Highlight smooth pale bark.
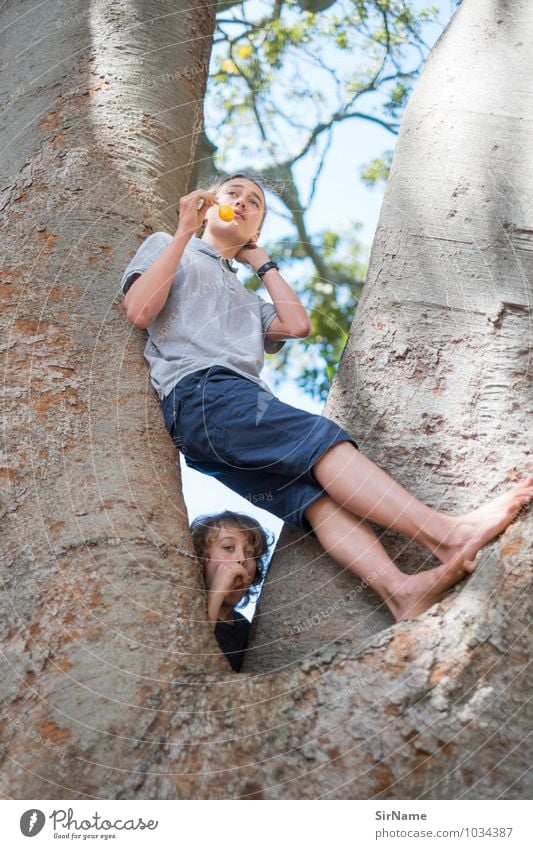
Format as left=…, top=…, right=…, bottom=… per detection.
left=0, top=0, right=219, bottom=798
left=1, top=0, right=531, bottom=801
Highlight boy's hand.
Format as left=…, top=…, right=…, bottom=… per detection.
left=206, top=562, right=251, bottom=625
left=235, top=242, right=271, bottom=271
left=208, top=562, right=251, bottom=599
left=175, top=189, right=217, bottom=237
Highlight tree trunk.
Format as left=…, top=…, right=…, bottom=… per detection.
left=0, top=0, right=219, bottom=799
left=2, top=0, right=531, bottom=801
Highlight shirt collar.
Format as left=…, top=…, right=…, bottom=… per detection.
left=190, top=237, right=238, bottom=273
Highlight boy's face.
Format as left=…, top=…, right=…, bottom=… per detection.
left=204, top=178, right=265, bottom=244
left=204, top=526, right=258, bottom=608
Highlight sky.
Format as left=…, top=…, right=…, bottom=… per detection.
left=181, top=1, right=458, bottom=547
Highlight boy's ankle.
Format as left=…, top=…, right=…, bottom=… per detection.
left=415, top=512, right=455, bottom=551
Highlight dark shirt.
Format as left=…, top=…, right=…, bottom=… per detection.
left=215, top=610, right=251, bottom=672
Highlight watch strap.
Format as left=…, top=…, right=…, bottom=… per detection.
left=256, top=261, right=279, bottom=279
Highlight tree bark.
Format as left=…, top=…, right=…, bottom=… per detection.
left=1, top=0, right=531, bottom=801
left=0, top=0, right=219, bottom=799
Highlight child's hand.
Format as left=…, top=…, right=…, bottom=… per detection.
left=206, top=562, right=251, bottom=625
left=175, top=189, right=217, bottom=237
left=209, top=562, right=251, bottom=599
left=235, top=242, right=271, bottom=271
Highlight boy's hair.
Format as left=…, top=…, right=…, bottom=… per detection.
left=190, top=510, right=272, bottom=607
left=196, top=171, right=269, bottom=238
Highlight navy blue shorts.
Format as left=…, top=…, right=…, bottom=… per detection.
left=162, top=367, right=357, bottom=531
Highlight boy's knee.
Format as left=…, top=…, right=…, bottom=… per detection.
left=304, top=495, right=334, bottom=527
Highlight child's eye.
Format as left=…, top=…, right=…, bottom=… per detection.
left=245, top=550, right=255, bottom=558
left=250, top=199, right=259, bottom=208
left=223, top=545, right=234, bottom=551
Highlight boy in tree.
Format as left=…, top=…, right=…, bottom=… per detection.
left=122, top=173, right=533, bottom=622
left=190, top=511, right=270, bottom=672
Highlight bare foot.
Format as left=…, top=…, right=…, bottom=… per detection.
left=388, top=477, right=532, bottom=621
left=388, top=551, right=477, bottom=621
left=431, top=477, right=533, bottom=564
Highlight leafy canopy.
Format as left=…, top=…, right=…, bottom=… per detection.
left=203, top=0, right=443, bottom=399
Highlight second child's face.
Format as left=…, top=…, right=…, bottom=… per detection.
left=205, top=527, right=258, bottom=607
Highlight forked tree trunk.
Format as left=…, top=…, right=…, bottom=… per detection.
left=1, top=0, right=531, bottom=800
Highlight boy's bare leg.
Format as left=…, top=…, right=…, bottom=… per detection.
left=313, top=443, right=533, bottom=563
left=305, top=496, right=476, bottom=621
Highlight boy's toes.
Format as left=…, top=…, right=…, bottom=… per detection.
left=464, top=559, right=477, bottom=574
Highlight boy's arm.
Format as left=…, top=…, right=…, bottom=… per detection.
left=236, top=245, right=311, bottom=340
left=124, top=189, right=217, bottom=328
left=124, top=230, right=189, bottom=329
left=207, top=591, right=226, bottom=626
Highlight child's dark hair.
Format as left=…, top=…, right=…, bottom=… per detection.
left=190, top=510, right=272, bottom=606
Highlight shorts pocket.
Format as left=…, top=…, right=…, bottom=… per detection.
left=180, top=420, right=230, bottom=465
left=223, top=419, right=282, bottom=470
left=201, top=424, right=230, bottom=463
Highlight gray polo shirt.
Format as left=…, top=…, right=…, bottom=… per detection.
left=121, top=233, right=283, bottom=399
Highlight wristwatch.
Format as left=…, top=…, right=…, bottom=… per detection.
left=256, top=261, right=279, bottom=279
